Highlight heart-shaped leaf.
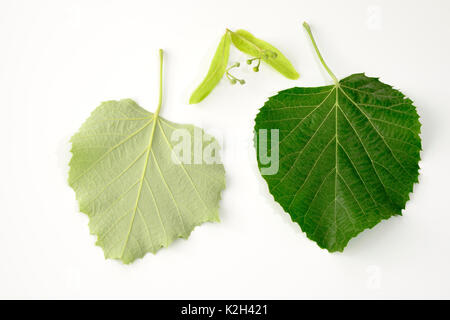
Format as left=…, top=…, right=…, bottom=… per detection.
left=69, top=51, right=226, bottom=263
left=254, top=23, right=421, bottom=251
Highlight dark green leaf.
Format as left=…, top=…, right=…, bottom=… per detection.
left=255, top=74, right=421, bottom=251
left=255, top=23, right=421, bottom=251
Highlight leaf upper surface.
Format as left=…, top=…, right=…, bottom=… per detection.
left=69, top=99, right=226, bottom=263
left=255, top=73, right=421, bottom=251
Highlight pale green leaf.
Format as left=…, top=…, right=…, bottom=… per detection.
left=230, top=29, right=299, bottom=80
left=189, top=32, right=231, bottom=104
left=69, top=51, right=225, bottom=263
left=69, top=99, right=225, bottom=263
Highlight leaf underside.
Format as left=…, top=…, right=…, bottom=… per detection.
left=69, top=99, right=226, bottom=263
left=255, top=73, right=421, bottom=252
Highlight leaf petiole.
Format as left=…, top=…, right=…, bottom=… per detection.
left=155, top=49, right=164, bottom=116
left=303, top=22, right=338, bottom=85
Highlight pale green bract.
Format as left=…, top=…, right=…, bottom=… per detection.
left=189, top=32, right=231, bottom=104
left=189, top=28, right=300, bottom=104
left=230, top=29, right=299, bottom=80
left=69, top=51, right=225, bottom=263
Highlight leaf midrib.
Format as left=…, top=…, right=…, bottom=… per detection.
left=119, top=116, right=214, bottom=257
left=120, top=115, right=159, bottom=258
left=278, top=82, right=406, bottom=228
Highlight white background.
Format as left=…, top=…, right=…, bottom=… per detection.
left=1, top=0, right=449, bottom=299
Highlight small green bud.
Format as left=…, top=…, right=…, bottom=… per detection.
left=253, top=66, right=259, bottom=72
left=246, top=59, right=252, bottom=65
left=235, top=62, right=240, bottom=67
left=239, top=79, right=245, bottom=85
